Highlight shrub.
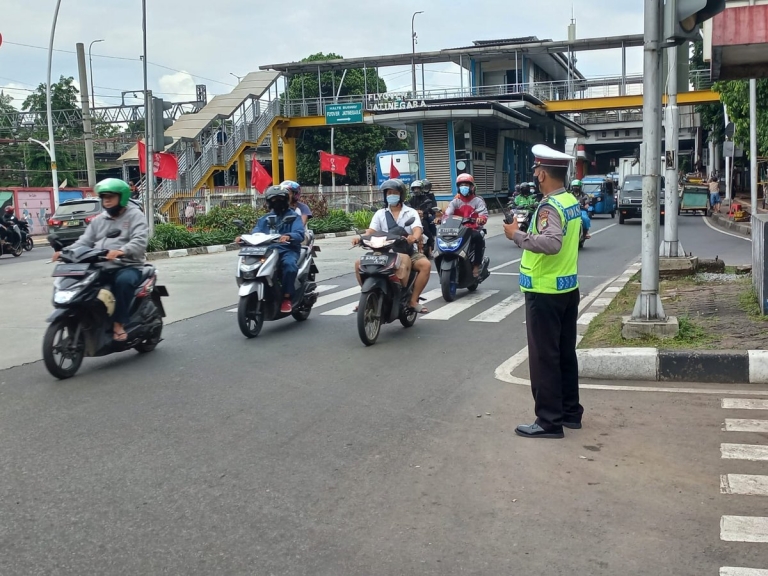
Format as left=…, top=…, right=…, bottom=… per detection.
left=308, top=209, right=354, bottom=234
left=148, top=223, right=237, bottom=252
left=304, top=194, right=329, bottom=219
left=351, top=209, right=374, bottom=231
left=195, top=204, right=265, bottom=235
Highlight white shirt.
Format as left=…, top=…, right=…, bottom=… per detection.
left=369, top=205, right=423, bottom=253
left=369, top=205, right=423, bottom=235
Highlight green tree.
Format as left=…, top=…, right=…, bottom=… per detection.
left=0, top=92, right=25, bottom=186
left=285, top=53, right=408, bottom=185
left=714, top=79, right=768, bottom=157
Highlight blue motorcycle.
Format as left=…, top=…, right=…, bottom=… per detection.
left=434, top=216, right=490, bottom=302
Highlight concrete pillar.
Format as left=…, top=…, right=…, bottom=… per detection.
left=270, top=126, right=281, bottom=185
left=237, top=151, right=247, bottom=191
left=281, top=131, right=298, bottom=182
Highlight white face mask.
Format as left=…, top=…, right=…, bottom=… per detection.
left=386, top=195, right=400, bottom=206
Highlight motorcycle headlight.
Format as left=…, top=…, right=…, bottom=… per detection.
left=54, top=272, right=96, bottom=303
left=240, top=261, right=263, bottom=273
left=54, top=290, right=78, bottom=304
left=437, top=238, right=462, bottom=251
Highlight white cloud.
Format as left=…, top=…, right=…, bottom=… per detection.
left=158, top=72, right=197, bottom=102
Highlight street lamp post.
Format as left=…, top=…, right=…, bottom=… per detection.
left=88, top=39, right=104, bottom=108
left=230, top=73, right=243, bottom=84
left=411, top=11, right=423, bottom=96
left=47, top=0, right=63, bottom=209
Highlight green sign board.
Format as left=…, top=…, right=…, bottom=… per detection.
left=325, top=102, right=364, bottom=125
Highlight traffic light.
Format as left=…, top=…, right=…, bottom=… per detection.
left=663, top=0, right=726, bottom=45
left=151, top=97, right=174, bottom=152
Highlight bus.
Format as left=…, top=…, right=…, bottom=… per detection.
left=375, top=151, right=419, bottom=186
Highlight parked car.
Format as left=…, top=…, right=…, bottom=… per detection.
left=618, top=175, right=666, bottom=225
left=47, top=198, right=161, bottom=246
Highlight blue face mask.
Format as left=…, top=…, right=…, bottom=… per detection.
left=386, top=195, right=400, bottom=206
left=459, top=186, right=471, bottom=197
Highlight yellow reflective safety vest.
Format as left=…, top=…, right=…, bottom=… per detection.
left=519, top=191, right=581, bottom=294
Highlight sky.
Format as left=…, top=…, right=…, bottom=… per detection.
left=0, top=0, right=645, bottom=112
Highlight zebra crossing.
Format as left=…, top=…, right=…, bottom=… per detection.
left=227, top=283, right=526, bottom=323
left=719, top=397, right=768, bottom=575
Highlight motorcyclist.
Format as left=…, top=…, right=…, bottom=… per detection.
left=53, top=178, right=148, bottom=342
left=406, top=180, right=437, bottom=256
left=571, top=180, right=591, bottom=239
left=514, top=182, right=537, bottom=210
left=280, top=180, right=312, bottom=226
left=442, top=173, right=489, bottom=278
left=250, top=186, right=305, bottom=314
left=352, top=179, right=431, bottom=313
left=1, top=206, right=21, bottom=246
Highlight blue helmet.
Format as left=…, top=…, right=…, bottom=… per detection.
left=279, top=180, right=301, bottom=200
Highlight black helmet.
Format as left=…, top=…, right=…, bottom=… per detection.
left=265, top=185, right=290, bottom=213
left=520, top=182, right=531, bottom=194
left=380, top=178, right=406, bottom=205
left=421, top=178, right=432, bottom=193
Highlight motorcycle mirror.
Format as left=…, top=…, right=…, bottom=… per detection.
left=403, top=217, right=415, bottom=227
left=283, top=214, right=297, bottom=224
left=232, top=219, right=245, bottom=229
left=106, top=229, right=122, bottom=239
left=47, top=234, right=64, bottom=251
left=267, top=215, right=277, bottom=226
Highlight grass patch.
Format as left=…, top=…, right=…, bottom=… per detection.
left=738, top=284, right=768, bottom=321
left=579, top=275, right=715, bottom=350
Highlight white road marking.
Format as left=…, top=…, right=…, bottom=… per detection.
left=721, top=516, right=768, bottom=543
left=724, top=419, right=768, bottom=433
left=321, top=288, right=443, bottom=317
left=589, top=223, right=618, bottom=236
left=313, top=286, right=361, bottom=308
left=702, top=215, right=752, bottom=242
left=721, top=474, right=768, bottom=496
left=720, top=569, right=768, bottom=576
left=315, top=284, right=339, bottom=294
left=722, top=444, right=768, bottom=462
left=422, top=290, right=499, bottom=320
left=489, top=258, right=521, bottom=272
left=469, top=293, right=524, bottom=323
left=722, top=398, right=768, bottom=410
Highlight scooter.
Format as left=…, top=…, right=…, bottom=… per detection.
left=17, top=220, right=33, bottom=251
left=0, top=222, right=23, bottom=257
left=42, top=232, right=168, bottom=379
left=433, top=216, right=491, bottom=302
left=233, top=217, right=319, bottom=339
left=356, top=217, right=420, bottom=346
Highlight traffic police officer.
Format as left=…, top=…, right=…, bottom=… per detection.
left=503, top=144, right=583, bottom=439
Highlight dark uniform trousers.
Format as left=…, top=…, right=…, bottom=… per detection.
left=525, top=288, right=582, bottom=431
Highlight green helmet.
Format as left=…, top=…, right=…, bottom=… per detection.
left=571, top=179, right=582, bottom=188
left=94, top=178, right=132, bottom=207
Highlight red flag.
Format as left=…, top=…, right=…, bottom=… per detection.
left=250, top=158, right=273, bottom=193
left=137, top=140, right=178, bottom=180
left=389, top=156, right=400, bottom=179
left=153, top=151, right=178, bottom=180
left=319, top=150, right=350, bottom=176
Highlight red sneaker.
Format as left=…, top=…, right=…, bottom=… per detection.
left=280, top=298, right=293, bottom=314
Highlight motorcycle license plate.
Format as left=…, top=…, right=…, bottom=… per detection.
left=439, top=227, right=460, bottom=237
left=66, top=220, right=82, bottom=227
left=239, top=246, right=267, bottom=256
left=52, top=263, right=90, bottom=277
left=361, top=254, right=390, bottom=266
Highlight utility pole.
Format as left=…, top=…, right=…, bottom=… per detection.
left=330, top=69, right=347, bottom=194
left=46, top=0, right=63, bottom=209
left=632, top=0, right=665, bottom=321
left=75, top=43, right=97, bottom=187
left=749, top=0, right=758, bottom=218
left=142, top=0, right=154, bottom=236
left=662, top=42, right=681, bottom=258
left=411, top=11, right=423, bottom=96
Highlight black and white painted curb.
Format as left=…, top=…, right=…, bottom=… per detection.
left=496, top=260, right=768, bottom=385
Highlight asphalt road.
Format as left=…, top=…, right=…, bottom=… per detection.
left=0, top=216, right=759, bottom=575
left=0, top=244, right=52, bottom=265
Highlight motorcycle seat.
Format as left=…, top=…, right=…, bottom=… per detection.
left=139, top=264, right=156, bottom=281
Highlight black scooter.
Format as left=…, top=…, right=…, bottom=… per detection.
left=356, top=217, right=420, bottom=346
left=17, top=220, right=33, bottom=251
left=433, top=217, right=491, bottom=302
left=42, top=232, right=168, bottom=379
left=0, top=221, right=23, bottom=257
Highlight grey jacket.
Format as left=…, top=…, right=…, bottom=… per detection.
left=70, top=204, right=148, bottom=266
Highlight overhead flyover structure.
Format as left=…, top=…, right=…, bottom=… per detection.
left=543, top=89, right=720, bottom=113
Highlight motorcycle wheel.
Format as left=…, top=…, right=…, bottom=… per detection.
left=42, top=318, right=85, bottom=380
left=579, top=237, right=585, bottom=250
left=357, top=291, right=381, bottom=346
left=11, top=242, right=22, bottom=257
left=440, top=270, right=457, bottom=302
left=292, top=306, right=312, bottom=322
left=467, top=282, right=479, bottom=292
left=136, top=318, right=163, bottom=353
left=399, top=303, right=417, bottom=328
left=237, top=295, right=264, bottom=338
left=24, top=237, right=33, bottom=251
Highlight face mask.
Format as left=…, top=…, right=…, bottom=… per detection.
left=386, top=195, right=400, bottom=206
left=459, top=186, right=471, bottom=197
left=271, top=200, right=288, bottom=214
left=102, top=202, right=122, bottom=217
left=533, top=178, right=541, bottom=195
